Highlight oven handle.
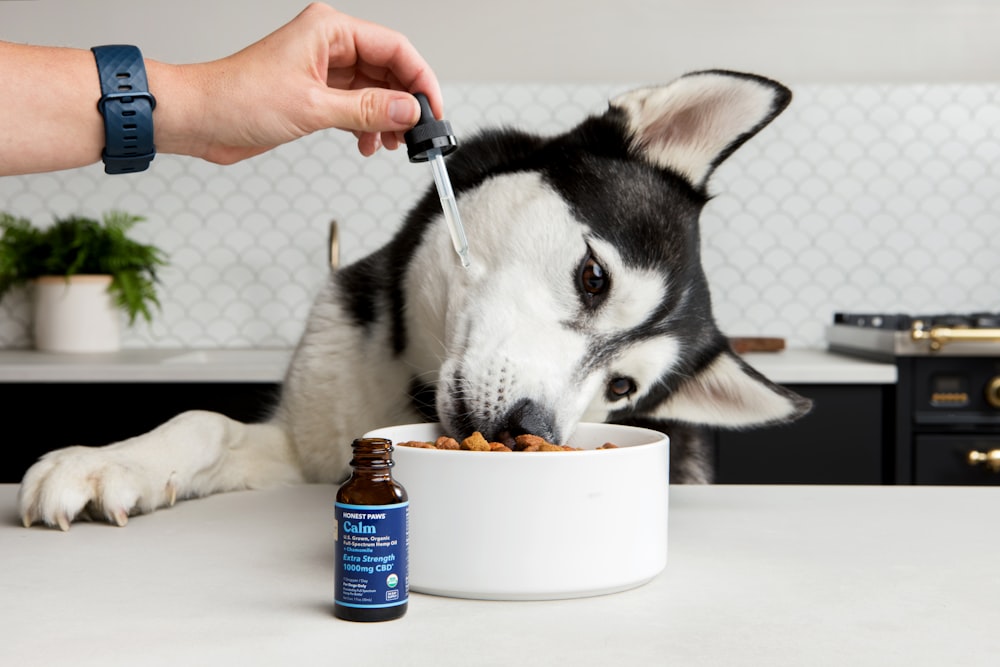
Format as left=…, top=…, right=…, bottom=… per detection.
left=910, top=323, right=1000, bottom=351
left=968, top=449, right=1000, bottom=474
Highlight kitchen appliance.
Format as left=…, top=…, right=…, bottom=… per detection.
left=827, top=312, right=1000, bottom=485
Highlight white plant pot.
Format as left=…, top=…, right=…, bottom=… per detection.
left=33, top=275, right=121, bottom=352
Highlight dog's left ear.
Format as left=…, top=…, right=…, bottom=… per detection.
left=648, top=350, right=812, bottom=428
left=610, top=70, right=791, bottom=191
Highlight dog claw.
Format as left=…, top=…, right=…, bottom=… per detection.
left=111, top=508, right=129, bottom=527
left=166, top=477, right=177, bottom=507
left=55, top=513, right=70, bottom=532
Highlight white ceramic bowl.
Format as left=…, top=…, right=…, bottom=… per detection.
left=362, top=422, right=669, bottom=601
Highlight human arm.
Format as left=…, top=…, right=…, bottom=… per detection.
left=0, top=2, right=443, bottom=176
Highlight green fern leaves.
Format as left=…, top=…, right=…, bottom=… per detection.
left=0, top=211, right=166, bottom=325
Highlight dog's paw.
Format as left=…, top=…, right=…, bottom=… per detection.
left=18, top=446, right=178, bottom=531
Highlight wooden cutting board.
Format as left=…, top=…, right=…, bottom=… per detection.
left=728, top=337, right=786, bottom=354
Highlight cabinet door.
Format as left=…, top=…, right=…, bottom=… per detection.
left=915, top=435, right=1000, bottom=485
left=713, top=384, right=888, bottom=484
left=1, top=383, right=280, bottom=483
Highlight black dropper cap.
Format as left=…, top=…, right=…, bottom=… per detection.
left=404, top=93, right=458, bottom=163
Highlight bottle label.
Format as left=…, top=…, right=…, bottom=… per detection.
left=334, top=501, right=409, bottom=609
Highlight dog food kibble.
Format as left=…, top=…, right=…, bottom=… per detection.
left=397, top=431, right=619, bottom=452
left=461, top=432, right=491, bottom=451
left=435, top=436, right=460, bottom=450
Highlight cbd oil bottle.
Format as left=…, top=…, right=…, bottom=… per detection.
left=334, top=437, right=409, bottom=621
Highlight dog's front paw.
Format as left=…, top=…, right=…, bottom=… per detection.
left=18, top=446, right=178, bottom=530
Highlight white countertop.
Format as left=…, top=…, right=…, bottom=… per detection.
left=0, top=483, right=994, bottom=667
left=741, top=348, right=896, bottom=383
left=0, top=347, right=292, bottom=382
left=0, top=347, right=896, bottom=384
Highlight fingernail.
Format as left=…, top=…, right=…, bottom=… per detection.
left=389, top=99, right=416, bottom=125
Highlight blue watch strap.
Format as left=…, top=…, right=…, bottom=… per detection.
left=91, top=45, right=156, bottom=174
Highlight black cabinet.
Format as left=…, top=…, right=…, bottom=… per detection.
left=713, top=384, right=892, bottom=484
left=1, top=383, right=281, bottom=483
left=914, top=434, right=1000, bottom=485
left=4, top=381, right=893, bottom=486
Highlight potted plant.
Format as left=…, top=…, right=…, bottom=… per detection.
left=0, top=210, right=166, bottom=352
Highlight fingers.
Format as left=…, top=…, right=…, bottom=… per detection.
left=171, top=3, right=445, bottom=162
left=313, top=3, right=444, bottom=118
left=382, top=130, right=404, bottom=151
left=355, top=130, right=405, bottom=158
left=356, top=132, right=380, bottom=157
left=327, top=87, right=419, bottom=138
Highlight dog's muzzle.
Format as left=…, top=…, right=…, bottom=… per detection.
left=484, top=399, right=559, bottom=449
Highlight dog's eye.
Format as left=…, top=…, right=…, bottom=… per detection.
left=607, top=377, right=636, bottom=401
left=578, top=252, right=609, bottom=306
left=580, top=256, right=607, bottom=294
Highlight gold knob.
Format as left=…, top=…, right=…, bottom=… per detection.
left=968, top=449, right=1000, bottom=473
left=987, top=376, right=1000, bottom=409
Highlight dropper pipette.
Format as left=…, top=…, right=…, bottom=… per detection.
left=403, top=93, right=471, bottom=269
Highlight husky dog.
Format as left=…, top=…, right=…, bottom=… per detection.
left=20, top=70, right=810, bottom=530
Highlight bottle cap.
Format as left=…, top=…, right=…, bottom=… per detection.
left=404, top=93, right=458, bottom=163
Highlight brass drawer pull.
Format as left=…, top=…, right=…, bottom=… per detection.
left=987, top=377, right=1000, bottom=409
left=968, top=449, right=1000, bottom=473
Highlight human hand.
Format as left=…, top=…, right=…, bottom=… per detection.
left=154, top=2, right=444, bottom=163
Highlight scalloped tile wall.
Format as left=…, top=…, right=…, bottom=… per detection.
left=1, top=83, right=997, bottom=350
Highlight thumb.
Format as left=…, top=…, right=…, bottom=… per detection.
left=325, top=88, right=421, bottom=134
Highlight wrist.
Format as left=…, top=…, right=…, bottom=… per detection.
left=91, top=45, right=157, bottom=174
left=145, top=60, right=210, bottom=161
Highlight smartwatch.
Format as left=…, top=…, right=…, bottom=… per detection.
left=91, top=45, right=156, bottom=174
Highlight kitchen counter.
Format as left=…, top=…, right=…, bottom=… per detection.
left=0, top=347, right=292, bottom=382
left=0, top=347, right=896, bottom=384
left=1, top=484, right=995, bottom=667
left=741, top=347, right=896, bottom=383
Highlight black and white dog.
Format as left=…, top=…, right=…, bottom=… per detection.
left=20, top=70, right=810, bottom=530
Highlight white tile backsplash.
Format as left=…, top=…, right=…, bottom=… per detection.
left=1, top=82, right=998, bottom=350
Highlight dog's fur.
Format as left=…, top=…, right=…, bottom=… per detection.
left=19, top=70, right=811, bottom=530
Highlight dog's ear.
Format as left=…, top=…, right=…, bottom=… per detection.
left=610, top=70, right=791, bottom=191
left=648, top=350, right=812, bottom=428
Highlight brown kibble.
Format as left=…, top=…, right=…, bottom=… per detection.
left=397, top=432, right=618, bottom=452
left=461, top=431, right=491, bottom=451
left=513, top=434, right=549, bottom=451
left=434, top=436, right=461, bottom=450
left=398, top=440, right=435, bottom=449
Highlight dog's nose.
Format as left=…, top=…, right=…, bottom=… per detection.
left=493, top=399, right=559, bottom=446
